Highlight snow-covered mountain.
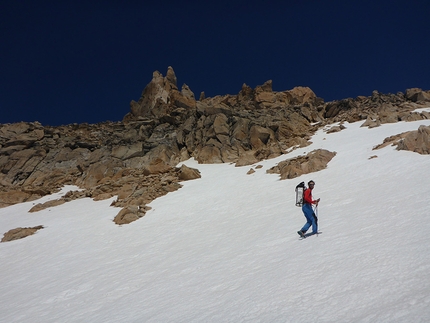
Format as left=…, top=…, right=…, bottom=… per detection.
left=1, top=117, right=430, bottom=322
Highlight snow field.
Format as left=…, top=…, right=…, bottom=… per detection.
left=1, top=119, right=430, bottom=322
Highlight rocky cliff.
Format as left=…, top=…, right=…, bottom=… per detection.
left=1, top=66, right=429, bottom=227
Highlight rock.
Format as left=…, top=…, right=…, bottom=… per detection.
left=1, top=225, right=44, bottom=242
left=267, top=149, right=336, bottom=179
left=143, top=158, right=173, bottom=175
left=231, top=117, right=249, bottom=141
left=126, top=66, right=196, bottom=121
left=405, top=88, right=430, bottom=102
left=372, top=132, right=409, bottom=150
left=324, top=99, right=358, bottom=119
left=166, top=66, right=177, bottom=87
left=247, top=168, right=255, bottom=175
left=235, top=151, right=259, bottom=167
left=249, top=125, right=274, bottom=150
left=255, top=80, right=276, bottom=106
left=396, top=125, right=430, bottom=154
left=0, top=66, right=428, bottom=228
left=28, top=199, right=66, bottom=212
left=326, top=124, right=346, bottom=133
left=213, top=114, right=229, bottom=136
left=0, top=190, right=37, bottom=208
left=181, top=84, right=195, bottom=99
left=76, top=159, right=124, bottom=188
left=113, top=206, right=145, bottom=225
left=196, top=145, right=223, bottom=164
left=111, top=143, right=143, bottom=159
left=177, top=164, right=201, bottom=181
left=361, top=116, right=381, bottom=128
left=285, top=86, right=318, bottom=105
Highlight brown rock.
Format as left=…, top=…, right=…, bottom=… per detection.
left=231, top=117, right=249, bottom=141
left=143, top=158, right=172, bottom=175
left=249, top=125, right=274, bottom=150
left=1, top=225, right=44, bottom=242
left=396, top=125, right=430, bottom=154
left=213, top=114, right=229, bottom=136
left=177, top=164, right=201, bottom=181
left=361, top=116, right=381, bottom=128
left=285, top=86, right=318, bottom=105
left=0, top=191, right=34, bottom=208
left=267, top=149, right=336, bottom=179
left=113, top=206, right=145, bottom=225
left=196, top=146, right=223, bottom=164
left=235, top=151, right=259, bottom=167
left=28, top=199, right=66, bottom=212
left=326, top=124, right=346, bottom=133
left=373, top=132, right=408, bottom=150
left=405, top=88, right=430, bottom=102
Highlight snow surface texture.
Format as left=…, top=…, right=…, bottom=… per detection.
left=1, top=119, right=430, bottom=323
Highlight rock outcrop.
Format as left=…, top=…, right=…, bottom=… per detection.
left=396, top=125, right=430, bottom=154
left=267, top=149, right=337, bottom=179
left=372, top=125, right=430, bottom=155
left=323, top=90, right=430, bottom=126
left=0, top=66, right=429, bottom=230
left=1, top=225, right=44, bottom=242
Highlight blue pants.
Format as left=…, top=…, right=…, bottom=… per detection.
left=301, top=203, right=318, bottom=234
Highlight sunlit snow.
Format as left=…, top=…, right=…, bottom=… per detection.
left=1, top=119, right=430, bottom=322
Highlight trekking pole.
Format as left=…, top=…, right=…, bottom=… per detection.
left=315, top=204, right=319, bottom=236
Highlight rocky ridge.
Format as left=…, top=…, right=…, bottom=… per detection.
left=1, top=66, right=430, bottom=232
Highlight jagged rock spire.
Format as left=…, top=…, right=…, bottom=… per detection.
left=125, top=66, right=196, bottom=121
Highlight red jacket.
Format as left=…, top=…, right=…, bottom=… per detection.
left=303, top=188, right=317, bottom=205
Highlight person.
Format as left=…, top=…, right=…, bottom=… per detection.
left=297, top=180, right=320, bottom=238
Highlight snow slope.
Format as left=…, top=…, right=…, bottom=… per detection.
left=1, top=119, right=430, bottom=322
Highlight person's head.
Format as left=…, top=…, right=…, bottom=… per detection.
left=308, top=180, right=315, bottom=189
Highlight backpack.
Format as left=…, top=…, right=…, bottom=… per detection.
left=295, top=182, right=306, bottom=207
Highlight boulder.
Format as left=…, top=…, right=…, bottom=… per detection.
left=143, top=158, right=172, bottom=175
left=285, top=86, right=318, bottom=105
left=1, top=225, right=44, bottom=242
left=396, top=125, right=430, bottom=154
left=28, top=199, right=66, bottom=212
left=249, top=125, right=274, bottom=150
left=267, top=149, right=336, bottom=179
left=405, top=88, right=430, bottom=102
left=235, top=151, right=259, bottom=167
left=177, top=164, right=201, bottom=181
left=213, top=114, right=230, bottom=136
left=113, top=206, right=145, bottom=225
left=196, top=145, right=223, bottom=164
left=0, top=190, right=42, bottom=208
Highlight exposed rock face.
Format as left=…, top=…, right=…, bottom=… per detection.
left=396, top=125, right=430, bottom=154
left=1, top=225, right=44, bottom=242
left=405, top=88, right=430, bottom=102
left=178, top=164, right=201, bottom=181
left=29, top=199, right=66, bottom=212
left=122, top=67, right=326, bottom=169
left=323, top=90, right=430, bottom=126
left=372, top=125, right=430, bottom=154
left=372, top=132, right=409, bottom=150
left=267, top=149, right=337, bottom=180
left=124, top=66, right=196, bottom=122
left=0, top=66, right=429, bottom=229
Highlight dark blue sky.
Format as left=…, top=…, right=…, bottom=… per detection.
left=2, top=0, right=429, bottom=126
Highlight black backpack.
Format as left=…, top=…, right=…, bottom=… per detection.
left=295, top=182, right=306, bottom=207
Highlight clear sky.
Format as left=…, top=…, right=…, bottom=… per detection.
left=1, top=0, right=429, bottom=126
